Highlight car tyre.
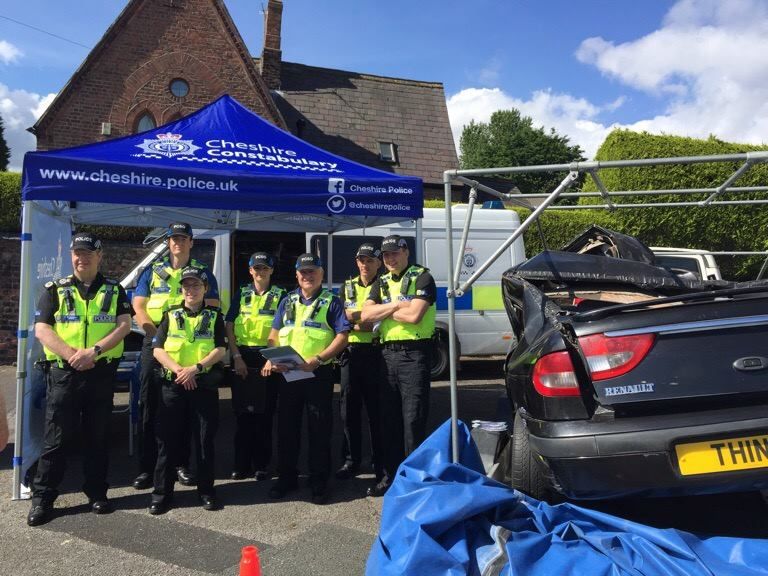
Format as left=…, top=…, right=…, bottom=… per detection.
left=430, top=330, right=458, bottom=381
left=510, top=411, right=552, bottom=501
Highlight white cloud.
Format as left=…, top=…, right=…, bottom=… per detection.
left=0, top=84, right=56, bottom=172
left=447, top=87, right=618, bottom=160
left=0, top=40, right=23, bottom=65
left=448, top=0, right=768, bottom=163
left=575, top=0, right=768, bottom=147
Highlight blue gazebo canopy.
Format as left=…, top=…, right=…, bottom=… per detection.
left=21, top=94, right=423, bottom=231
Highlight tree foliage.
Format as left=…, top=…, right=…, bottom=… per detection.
left=0, top=116, right=10, bottom=172
left=459, top=109, right=585, bottom=195
left=581, top=129, right=768, bottom=279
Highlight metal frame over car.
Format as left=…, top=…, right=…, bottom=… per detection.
left=440, top=152, right=768, bottom=501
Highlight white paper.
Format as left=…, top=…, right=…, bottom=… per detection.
left=260, top=346, right=314, bottom=382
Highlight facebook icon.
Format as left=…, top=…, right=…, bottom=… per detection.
left=328, top=178, right=345, bottom=194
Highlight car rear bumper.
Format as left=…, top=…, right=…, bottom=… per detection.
left=525, top=404, right=768, bottom=499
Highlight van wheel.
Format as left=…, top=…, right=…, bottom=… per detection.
left=430, top=330, right=457, bottom=381
left=510, top=411, right=551, bottom=501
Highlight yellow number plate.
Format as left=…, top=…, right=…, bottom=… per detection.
left=676, top=434, right=768, bottom=476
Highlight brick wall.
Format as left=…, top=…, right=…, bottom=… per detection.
left=35, top=0, right=280, bottom=150
left=0, top=237, right=147, bottom=365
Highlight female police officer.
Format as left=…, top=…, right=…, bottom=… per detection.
left=150, top=266, right=226, bottom=514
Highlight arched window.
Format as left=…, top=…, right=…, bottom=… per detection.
left=135, top=113, right=156, bottom=133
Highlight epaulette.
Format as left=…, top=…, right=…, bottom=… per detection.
left=104, top=278, right=118, bottom=286
left=44, top=281, right=55, bottom=289
left=56, top=276, right=73, bottom=287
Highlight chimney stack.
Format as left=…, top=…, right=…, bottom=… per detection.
left=260, top=0, right=283, bottom=90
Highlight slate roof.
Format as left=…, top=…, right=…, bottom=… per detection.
left=263, top=61, right=459, bottom=187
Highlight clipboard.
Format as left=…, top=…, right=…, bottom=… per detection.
left=259, top=346, right=314, bottom=381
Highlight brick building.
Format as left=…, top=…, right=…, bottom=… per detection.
left=31, top=0, right=458, bottom=196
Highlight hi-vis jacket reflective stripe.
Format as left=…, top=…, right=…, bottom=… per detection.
left=278, top=290, right=335, bottom=362
left=379, top=265, right=436, bottom=342
left=233, top=284, right=286, bottom=347
left=163, top=306, right=219, bottom=374
left=146, top=257, right=207, bottom=325
left=343, top=276, right=376, bottom=344
left=44, top=276, right=124, bottom=362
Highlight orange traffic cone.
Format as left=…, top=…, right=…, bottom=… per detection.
left=239, top=545, right=261, bottom=576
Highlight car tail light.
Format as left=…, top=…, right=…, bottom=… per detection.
left=532, top=351, right=580, bottom=397
left=532, top=332, right=655, bottom=397
left=579, top=333, right=655, bottom=381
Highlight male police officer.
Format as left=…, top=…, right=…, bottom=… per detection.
left=263, top=253, right=350, bottom=504
left=150, top=266, right=226, bottom=514
left=28, top=233, right=132, bottom=526
left=335, top=243, right=384, bottom=481
left=131, top=222, right=219, bottom=490
left=362, top=235, right=436, bottom=497
left=225, top=252, right=286, bottom=480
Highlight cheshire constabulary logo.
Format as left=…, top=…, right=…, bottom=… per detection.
left=136, top=133, right=200, bottom=158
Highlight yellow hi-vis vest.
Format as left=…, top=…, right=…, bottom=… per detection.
left=146, top=257, right=207, bottom=325
left=233, top=284, right=286, bottom=347
left=44, top=276, right=124, bottom=362
left=278, top=290, right=335, bottom=363
left=343, top=276, right=376, bottom=344
left=378, top=265, right=436, bottom=342
left=162, top=306, right=220, bottom=377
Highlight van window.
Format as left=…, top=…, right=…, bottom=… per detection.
left=231, top=231, right=307, bottom=291
left=654, top=255, right=701, bottom=276
left=310, top=235, right=417, bottom=284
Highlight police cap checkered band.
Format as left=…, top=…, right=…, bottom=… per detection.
left=380, top=235, right=408, bottom=253
left=180, top=266, right=208, bottom=283
left=295, top=253, right=323, bottom=270
left=70, top=233, right=102, bottom=251
left=168, top=222, right=193, bottom=238
left=356, top=243, right=381, bottom=259
left=249, top=252, right=274, bottom=268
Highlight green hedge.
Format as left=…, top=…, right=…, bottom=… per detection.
left=581, top=130, right=768, bottom=279
left=0, top=172, right=21, bottom=232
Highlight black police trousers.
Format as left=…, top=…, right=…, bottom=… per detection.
left=379, top=341, right=432, bottom=483
left=338, top=344, right=383, bottom=476
left=276, top=364, right=334, bottom=487
left=230, top=347, right=278, bottom=474
left=32, top=360, right=118, bottom=506
left=138, top=335, right=190, bottom=475
left=152, top=369, right=221, bottom=502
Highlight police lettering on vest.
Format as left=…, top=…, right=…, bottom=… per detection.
left=278, top=290, right=335, bottom=362
left=233, top=285, right=286, bottom=347
left=146, top=257, right=208, bottom=325
left=378, top=265, right=436, bottom=342
left=44, top=276, right=124, bottom=363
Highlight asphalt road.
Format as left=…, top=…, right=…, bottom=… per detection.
left=1, top=359, right=766, bottom=576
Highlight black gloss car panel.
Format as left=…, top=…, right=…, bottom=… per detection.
left=502, top=227, right=768, bottom=500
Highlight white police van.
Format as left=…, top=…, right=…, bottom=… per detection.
left=121, top=204, right=526, bottom=379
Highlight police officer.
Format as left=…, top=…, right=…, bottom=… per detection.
left=149, top=266, right=226, bottom=514
left=225, top=252, right=286, bottom=481
left=335, top=243, right=384, bottom=482
left=131, top=222, right=219, bottom=490
left=27, top=233, right=132, bottom=526
left=263, top=253, right=350, bottom=504
left=362, top=235, right=436, bottom=497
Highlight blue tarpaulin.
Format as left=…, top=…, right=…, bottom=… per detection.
left=367, top=420, right=768, bottom=575
left=22, top=94, right=422, bottom=223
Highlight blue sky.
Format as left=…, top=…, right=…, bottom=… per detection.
left=2, top=0, right=768, bottom=171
